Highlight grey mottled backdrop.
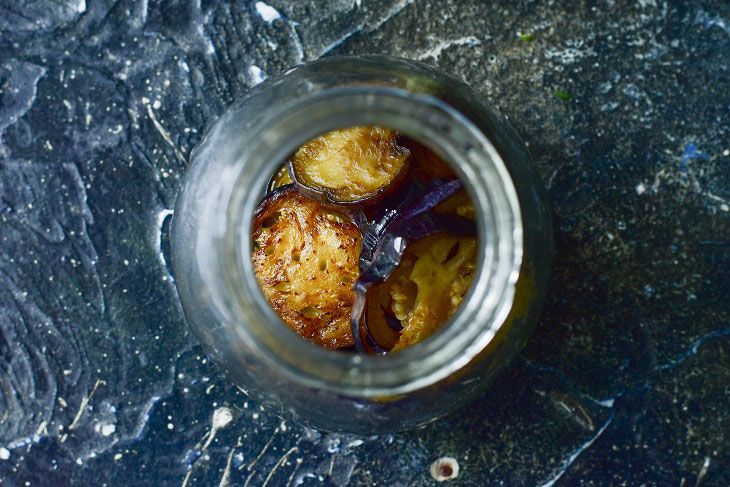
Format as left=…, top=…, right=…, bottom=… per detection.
left=0, top=0, right=728, bottom=485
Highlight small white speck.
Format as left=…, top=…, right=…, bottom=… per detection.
left=0, top=447, right=10, bottom=460
left=724, top=149, right=729, bottom=156
left=252, top=413, right=259, bottom=420
left=114, top=453, right=122, bottom=461
left=635, top=182, right=647, bottom=195
left=141, top=97, right=150, bottom=105
left=153, top=100, right=161, bottom=109
left=167, top=423, right=174, bottom=430
left=63, top=369, right=72, bottom=376
left=255, top=1, right=281, bottom=23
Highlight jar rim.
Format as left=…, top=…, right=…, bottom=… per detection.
left=220, top=82, right=523, bottom=397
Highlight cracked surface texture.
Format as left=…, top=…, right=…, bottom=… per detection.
left=0, top=0, right=728, bottom=485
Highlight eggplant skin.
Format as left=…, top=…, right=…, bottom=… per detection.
left=251, top=187, right=361, bottom=349
left=290, top=126, right=409, bottom=204
left=267, top=164, right=293, bottom=193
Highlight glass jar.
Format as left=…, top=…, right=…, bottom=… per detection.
left=171, top=55, right=552, bottom=434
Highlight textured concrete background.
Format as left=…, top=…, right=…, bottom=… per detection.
left=0, top=0, right=728, bottom=485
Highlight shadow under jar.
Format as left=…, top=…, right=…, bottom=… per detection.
left=171, top=55, right=552, bottom=434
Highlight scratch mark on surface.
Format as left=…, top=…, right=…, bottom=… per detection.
left=538, top=413, right=615, bottom=487
left=181, top=467, right=194, bottom=487
left=288, top=22, right=305, bottom=63
left=27, top=421, right=49, bottom=452
left=317, top=27, right=363, bottom=58
left=549, top=392, right=595, bottom=431
left=69, top=379, right=106, bottom=430
left=146, top=104, right=188, bottom=165
left=247, top=427, right=278, bottom=471
left=368, top=0, right=418, bottom=32
left=129, top=394, right=162, bottom=440
left=705, top=192, right=729, bottom=211
left=262, top=446, right=299, bottom=487
left=286, top=458, right=303, bottom=487
left=695, top=456, right=711, bottom=486
left=658, top=328, right=730, bottom=370
left=243, top=470, right=256, bottom=487
left=417, top=36, right=482, bottom=61
left=218, top=438, right=242, bottom=487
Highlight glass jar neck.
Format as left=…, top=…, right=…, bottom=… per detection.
left=216, top=85, right=523, bottom=397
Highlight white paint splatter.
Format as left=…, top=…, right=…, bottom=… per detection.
left=97, top=423, right=116, bottom=436
left=635, top=183, right=647, bottom=195
left=0, top=447, right=10, bottom=460
left=417, top=36, right=481, bottom=61
left=255, top=2, right=281, bottom=23
left=212, top=407, right=233, bottom=429
left=544, top=46, right=596, bottom=64
left=248, top=65, right=266, bottom=85
left=73, top=0, right=87, bottom=14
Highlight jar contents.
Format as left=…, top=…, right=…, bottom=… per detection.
left=288, top=126, right=409, bottom=204
left=251, top=126, right=478, bottom=353
left=251, top=187, right=360, bottom=349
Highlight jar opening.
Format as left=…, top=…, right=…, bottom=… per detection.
left=221, top=85, right=522, bottom=396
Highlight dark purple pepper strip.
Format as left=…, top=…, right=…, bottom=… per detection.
left=392, top=179, right=462, bottom=225
left=357, top=179, right=462, bottom=272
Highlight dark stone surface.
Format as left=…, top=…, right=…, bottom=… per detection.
left=0, top=0, right=728, bottom=485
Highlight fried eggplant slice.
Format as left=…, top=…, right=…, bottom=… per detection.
left=288, top=126, right=410, bottom=205
left=392, top=234, right=477, bottom=351
left=267, top=164, right=293, bottom=193
left=251, top=187, right=361, bottom=349
left=365, top=233, right=477, bottom=352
